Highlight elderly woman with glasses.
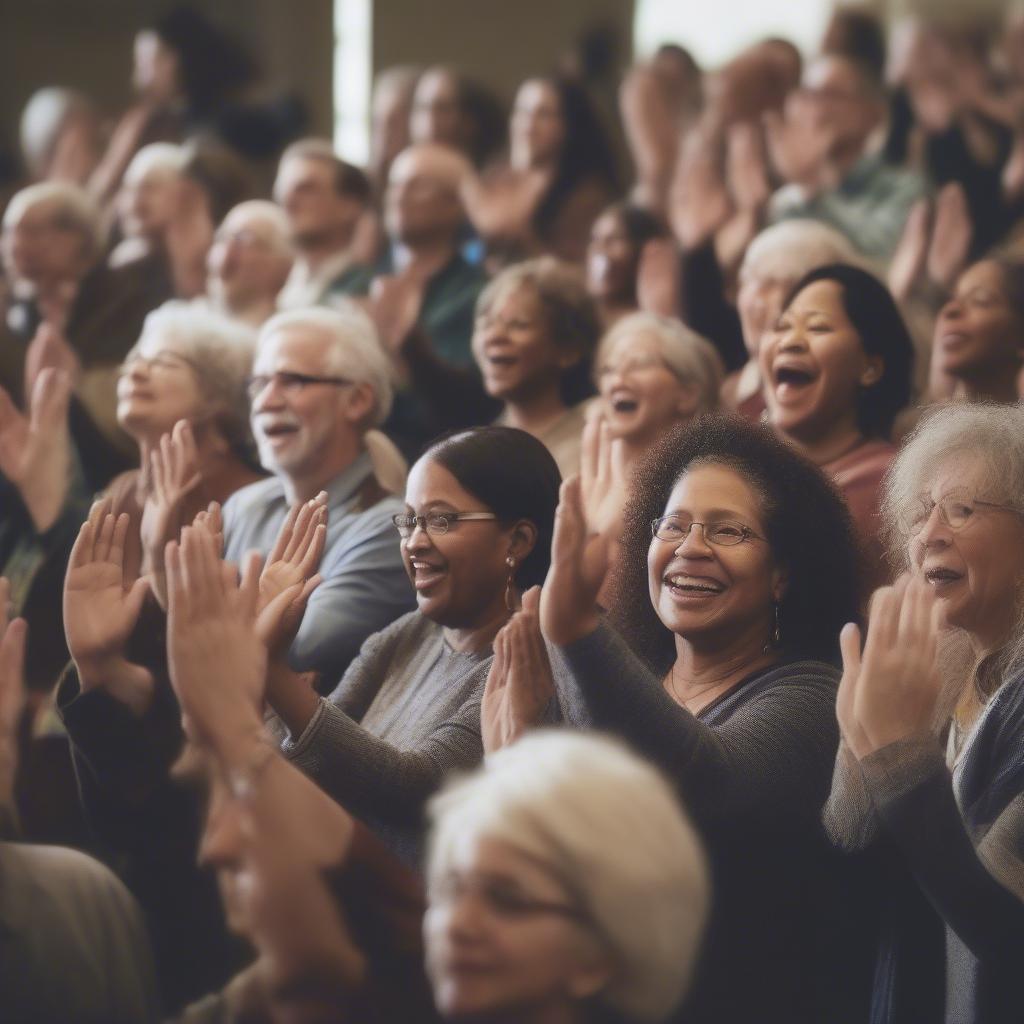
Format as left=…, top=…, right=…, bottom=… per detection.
left=536, top=414, right=875, bottom=1024
left=825, top=403, right=1024, bottom=1024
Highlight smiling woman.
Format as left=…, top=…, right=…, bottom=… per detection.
left=540, top=414, right=872, bottom=1024
left=760, top=263, right=914, bottom=588
left=268, top=426, right=561, bottom=864
left=825, top=403, right=1024, bottom=1024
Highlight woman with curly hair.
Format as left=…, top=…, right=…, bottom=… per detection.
left=538, top=414, right=873, bottom=1024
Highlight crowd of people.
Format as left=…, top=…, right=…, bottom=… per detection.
left=2, top=3, right=1024, bottom=1022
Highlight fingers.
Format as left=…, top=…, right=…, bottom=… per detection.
left=580, top=416, right=600, bottom=500
left=839, top=622, right=863, bottom=679
left=0, top=615, right=27, bottom=717
left=238, top=550, right=263, bottom=622
left=484, top=626, right=509, bottom=699
left=268, top=501, right=301, bottom=566
left=552, top=476, right=586, bottom=561
left=93, top=505, right=118, bottom=564
left=30, top=366, right=71, bottom=427
left=284, top=501, right=315, bottom=563
left=521, top=585, right=541, bottom=616
left=109, top=513, right=132, bottom=576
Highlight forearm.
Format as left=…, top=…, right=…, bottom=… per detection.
left=866, top=739, right=1024, bottom=962
left=265, top=661, right=321, bottom=738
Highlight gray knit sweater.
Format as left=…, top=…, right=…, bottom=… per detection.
left=281, top=611, right=490, bottom=866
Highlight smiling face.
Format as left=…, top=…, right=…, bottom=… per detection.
left=597, top=329, right=696, bottom=447
left=424, top=833, right=610, bottom=1021
left=250, top=324, right=361, bottom=483
left=648, top=464, right=785, bottom=649
left=473, top=284, right=575, bottom=405
left=909, top=454, right=1024, bottom=651
left=760, top=279, right=882, bottom=444
left=933, top=260, right=1024, bottom=382
left=402, top=458, right=521, bottom=629
left=116, top=329, right=205, bottom=441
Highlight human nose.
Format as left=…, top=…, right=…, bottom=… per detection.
left=938, top=295, right=963, bottom=324
left=915, top=502, right=951, bottom=547
left=251, top=375, right=286, bottom=411
left=675, top=522, right=712, bottom=556
left=404, top=517, right=434, bottom=550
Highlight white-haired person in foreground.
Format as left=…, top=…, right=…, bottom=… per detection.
left=425, top=730, right=710, bottom=1024
left=825, top=403, right=1024, bottom=1024
left=723, top=218, right=859, bottom=419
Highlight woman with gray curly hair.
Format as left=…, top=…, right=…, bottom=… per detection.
left=424, top=729, right=709, bottom=1024
left=825, top=402, right=1024, bottom=1024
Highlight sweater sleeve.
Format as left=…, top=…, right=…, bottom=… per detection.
left=864, top=738, right=1024, bottom=964
left=559, top=623, right=840, bottom=830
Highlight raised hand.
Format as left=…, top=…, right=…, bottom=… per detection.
left=257, top=495, right=327, bottom=657
left=191, top=501, right=224, bottom=556
left=667, top=129, right=734, bottom=250
left=0, top=367, right=73, bottom=531
left=140, top=419, right=202, bottom=609
left=481, top=587, right=554, bottom=752
left=365, top=272, right=427, bottom=357
left=166, top=528, right=282, bottom=748
left=539, top=475, right=609, bottom=647
left=888, top=197, right=931, bottom=304
left=0, top=577, right=27, bottom=808
left=579, top=413, right=629, bottom=544
left=24, top=323, right=80, bottom=402
left=63, top=500, right=153, bottom=714
left=763, top=102, right=834, bottom=193
left=839, top=574, right=945, bottom=758
left=726, top=120, right=772, bottom=213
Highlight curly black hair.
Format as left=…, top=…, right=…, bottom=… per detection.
left=782, top=264, right=914, bottom=440
left=607, top=414, right=863, bottom=674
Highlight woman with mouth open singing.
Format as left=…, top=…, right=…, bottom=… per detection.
left=534, top=414, right=874, bottom=1024
left=825, top=402, right=1024, bottom=1024
left=759, top=263, right=914, bottom=590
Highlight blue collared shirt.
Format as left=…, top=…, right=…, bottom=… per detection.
left=222, top=452, right=414, bottom=684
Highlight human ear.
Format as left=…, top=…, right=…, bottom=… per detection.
left=341, top=382, right=376, bottom=426
left=506, top=520, right=538, bottom=563
left=770, top=564, right=790, bottom=603
left=564, top=950, right=615, bottom=1001
left=675, top=380, right=700, bottom=417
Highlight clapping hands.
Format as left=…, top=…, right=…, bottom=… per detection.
left=837, top=574, right=945, bottom=759
left=481, top=587, right=554, bottom=752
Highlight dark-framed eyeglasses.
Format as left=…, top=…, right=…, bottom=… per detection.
left=651, top=515, right=764, bottom=547
left=392, top=511, right=498, bottom=538
left=246, top=371, right=353, bottom=401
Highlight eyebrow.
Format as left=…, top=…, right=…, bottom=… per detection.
left=403, top=501, right=460, bottom=514
left=664, top=506, right=753, bottom=520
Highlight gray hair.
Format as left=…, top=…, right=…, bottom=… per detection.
left=258, top=303, right=394, bottom=427
left=2, top=181, right=102, bottom=262
left=427, top=730, right=709, bottom=1022
left=882, top=402, right=1024, bottom=691
left=595, top=312, right=723, bottom=414
left=124, top=142, right=189, bottom=184
left=132, top=301, right=257, bottom=458
left=740, top=219, right=862, bottom=284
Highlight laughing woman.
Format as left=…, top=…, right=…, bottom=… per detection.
left=266, top=426, right=561, bottom=864
left=540, top=415, right=873, bottom=1024
left=759, top=264, right=914, bottom=589
left=826, top=403, right=1024, bottom=1024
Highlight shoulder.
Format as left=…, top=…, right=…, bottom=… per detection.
left=827, top=440, right=896, bottom=489
left=223, top=475, right=286, bottom=517
left=747, top=658, right=841, bottom=696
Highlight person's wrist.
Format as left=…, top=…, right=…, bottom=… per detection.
left=76, top=653, right=154, bottom=716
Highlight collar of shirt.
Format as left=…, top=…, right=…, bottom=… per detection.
left=278, top=247, right=357, bottom=310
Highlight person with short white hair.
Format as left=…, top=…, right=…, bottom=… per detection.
left=725, top=219, right=860, bottom=418
left=595, top=311, right=722, bottom=474
left=424, top=729, right=710, bottom=1023
left=205, top=200, right=293, bottom=327
left=223, top=303, right=413, bottom=681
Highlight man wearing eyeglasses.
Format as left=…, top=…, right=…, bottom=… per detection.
left=222, top=305, right=414, bottom=685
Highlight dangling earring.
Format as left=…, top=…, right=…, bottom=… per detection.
left=764, top=603, right=781, bottom=654
left=504, top=554, right=518, bottom=612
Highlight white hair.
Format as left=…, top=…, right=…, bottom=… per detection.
left=2, top=180, right=102, bottom=261
left=427, top=730, right=709, bottom=1022
left=132, top=300, right=257, bottom=455
left=596, top=311, right=723, bottom=414
left=220, top=199, right=293, bottom=258
left=259, top=303, right=394, bottom=426
left=740, top=219, right=862, bottom=284
left=125, top=142, right=188, bottom=184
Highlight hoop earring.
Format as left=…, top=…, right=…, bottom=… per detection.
left=504, top=555, right=518, bottom=612
left=763, top=603, right=781, bottom=654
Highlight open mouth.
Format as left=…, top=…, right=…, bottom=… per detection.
left=259, top=422, right=299, bottom=440
left=924, top=567, right=963, bottom=586
left=664, top=573, right=725, bottom=596
left=411, top=560, right=447, bottom=592
left=611, top=396, right=639, bottom=414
